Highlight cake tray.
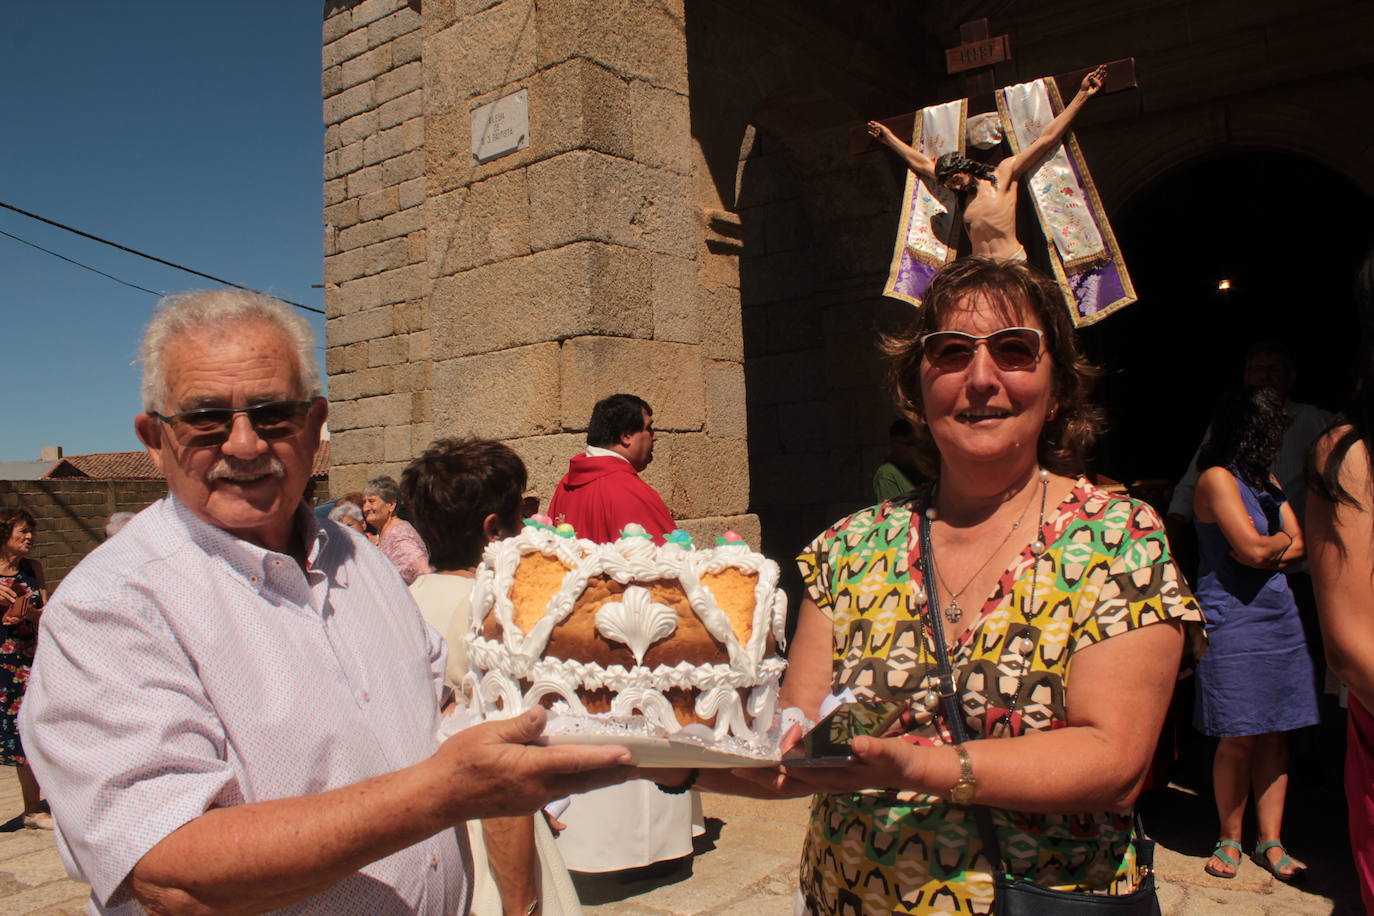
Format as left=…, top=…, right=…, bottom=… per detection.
left=540, top=732, right=779, bottom=768
left=535, top=713, right=782, bottom=767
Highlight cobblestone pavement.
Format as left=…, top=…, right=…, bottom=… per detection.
left=0, top=734, right=1359, bottom=915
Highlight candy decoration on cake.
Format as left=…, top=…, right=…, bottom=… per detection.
left=465, top=521, right=788, bottom=751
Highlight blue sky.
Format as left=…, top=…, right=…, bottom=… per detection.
left=1, top=3, right=327, bottom=461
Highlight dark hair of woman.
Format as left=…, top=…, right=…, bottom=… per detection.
left=1198, top=385, right=1287, bottom=488
left=0, top=509, right=37, bottom=546
left=1311, top=247, right=1374, bottom=515
left=400, top=437, right=527, bottom=572
left=882, top=257, right=1103, bottom=477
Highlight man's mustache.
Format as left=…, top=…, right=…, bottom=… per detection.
left=206, top=456, right=286, bottom=482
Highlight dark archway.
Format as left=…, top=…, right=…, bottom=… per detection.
left=1080, top=149, right=1374, bottom=489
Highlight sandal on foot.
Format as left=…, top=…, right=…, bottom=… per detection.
left=1252, top=840, right=1307, bottom=883
left=22, top=812, right=53, bottom=830
left=1204, top=840, right=1243, bottom=878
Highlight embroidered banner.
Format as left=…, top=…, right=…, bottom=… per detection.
left=883, top=99, right=966, bottom=307
left=997, top=78, right=1136, bottom=325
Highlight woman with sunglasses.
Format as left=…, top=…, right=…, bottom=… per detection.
left=1191, top=385, right=1316, bottom=883
left=710, top=258, right=1200, bottom=915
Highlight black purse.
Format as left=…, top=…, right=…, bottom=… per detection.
left=917, top=511, right=1161, bottom=916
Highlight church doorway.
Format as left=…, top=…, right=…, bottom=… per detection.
left=1080, top=149, right=1374, bottom=491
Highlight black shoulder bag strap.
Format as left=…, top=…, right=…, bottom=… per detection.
left=916, top=509, right=1007, bottom=873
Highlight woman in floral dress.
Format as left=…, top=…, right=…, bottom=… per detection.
left=0, top=508, right=50, bottom=829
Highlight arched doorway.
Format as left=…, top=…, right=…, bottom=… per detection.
left=1080, top=149, right=1374, bottom=490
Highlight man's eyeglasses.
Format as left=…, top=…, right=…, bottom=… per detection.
left=150, top=399, right=318, bottom=448
left=919, top=327, right=1045, bottom=372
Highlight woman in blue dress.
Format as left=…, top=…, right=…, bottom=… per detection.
left=1193, top=385, right=1318, bottom=882
left=0, top=508, right=50, bottom=829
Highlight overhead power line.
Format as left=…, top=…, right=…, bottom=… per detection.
left=0, top=228, right=164, bottom=297
left=0, top=200, right=324, bottom=315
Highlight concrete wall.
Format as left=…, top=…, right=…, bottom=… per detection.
left=0, top=481, right=167, bottom=590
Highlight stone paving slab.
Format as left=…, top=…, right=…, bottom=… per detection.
left=0, top=771, right=1356, bottom=915
left=0, top=767, right=86, bottom=915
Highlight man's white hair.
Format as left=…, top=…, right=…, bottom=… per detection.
left=140, top=289, right=322, bottom=412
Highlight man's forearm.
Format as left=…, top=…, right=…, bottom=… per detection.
left=129, top=758, right=451, bottom=916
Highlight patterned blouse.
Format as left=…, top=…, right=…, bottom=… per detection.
left=796, top=478, right=1201, bottom=916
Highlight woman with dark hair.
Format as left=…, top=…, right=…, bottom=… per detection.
left=400, top=439, right=582, bottom=916
left=1308, top=248, right=1374, bottom=910
left=1192, top=385, right=1317, bottom=882
left=696, top=257, right=1199, bottom=915
left=401, top=438, right=527, bottom=688
left=0, top=508, right=51, bottom=829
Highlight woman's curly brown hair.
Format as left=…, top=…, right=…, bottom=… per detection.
left=881, top=257, right=1103, bottom=477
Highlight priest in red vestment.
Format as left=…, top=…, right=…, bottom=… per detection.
left=549, top=393, right=675, bottom=543
left=547, top=394, right=703, bottom=876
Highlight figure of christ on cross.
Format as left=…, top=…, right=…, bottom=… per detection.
left=866, top=64, right=1106, bottom=261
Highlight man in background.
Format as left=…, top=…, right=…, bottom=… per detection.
left=549, top=393, right=674, bottom=542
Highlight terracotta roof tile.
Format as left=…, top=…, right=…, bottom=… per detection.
left=43, top=441, right=331, bottom=480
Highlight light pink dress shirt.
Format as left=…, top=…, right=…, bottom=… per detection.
left=20, top=496, right=469, bottom=915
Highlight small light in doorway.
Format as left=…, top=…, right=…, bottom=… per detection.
left=1217, top=279, right=1232, bottom=292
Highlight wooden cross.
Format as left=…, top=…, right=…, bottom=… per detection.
left=851, top=18, right=1136, bottom=153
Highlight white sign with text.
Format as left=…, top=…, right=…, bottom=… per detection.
left=471, top=90, right=530, bottom=164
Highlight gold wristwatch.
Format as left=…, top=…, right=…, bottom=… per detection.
left=948, top=744, right=977, bottom=804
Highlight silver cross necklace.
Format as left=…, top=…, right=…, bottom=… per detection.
left=924, top=468, right=1050, bottom=624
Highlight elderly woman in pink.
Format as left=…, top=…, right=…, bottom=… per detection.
left=361, top=475, right=430, bottom=584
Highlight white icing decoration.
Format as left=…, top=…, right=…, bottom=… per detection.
left=595, top=586, right=678, bottom=665
left=610, top=686, right=680, bottom=734
left=466, top=526, right=790, bottom=748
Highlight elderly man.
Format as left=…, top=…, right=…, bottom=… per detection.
left=20, top=290, right=632, bottom=915
left=548, top=393, right=674, bottom=543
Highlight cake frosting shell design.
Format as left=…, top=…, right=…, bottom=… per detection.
left=465, top=523, right=789, bottom=750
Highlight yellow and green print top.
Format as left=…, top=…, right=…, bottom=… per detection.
left=796, top=478, right=1202, bottom=916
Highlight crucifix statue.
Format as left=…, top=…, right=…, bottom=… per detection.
left=862, top=21, right=1137, bottom=326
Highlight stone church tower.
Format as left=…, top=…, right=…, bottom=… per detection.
left=322, top=0, right=1374, bottom=562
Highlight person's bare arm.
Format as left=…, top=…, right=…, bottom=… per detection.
left=1005, top=64, right=1105, bottom=180
left=127, top=709, right=632, bottom=916
left=1195, top=467, right=1295, bottom=568
left=866, top=121, right=936, bottom=180
left=481, top=816, right=537, bottom=916
left=777, top=621, right=1183, bottom=813
left=1273, top=477, right=1305, bottom=567
left=1308, top=431, right=1374, bottom=710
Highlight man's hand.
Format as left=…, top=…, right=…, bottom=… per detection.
left=431, top=707, right=634, bottom=822
left=1080, top=64, right=1107, bottom=97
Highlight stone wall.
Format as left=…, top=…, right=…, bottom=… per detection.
left=323, top=0, right=431, bottom=494
left=322, top=0, right=1374, bottom=564
left=0, top=481, right=167, bottom=589
left=323, top=0, right=761, bottom=544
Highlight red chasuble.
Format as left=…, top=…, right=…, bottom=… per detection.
left=548, top=454, right=675, bottom=544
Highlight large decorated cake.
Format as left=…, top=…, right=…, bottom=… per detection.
left=464, top=518, right=788, bottom=753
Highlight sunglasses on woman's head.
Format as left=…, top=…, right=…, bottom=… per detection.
left=150, top=399, right=317, bottom=448
left=918, top=327, right=1044, bottom=371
